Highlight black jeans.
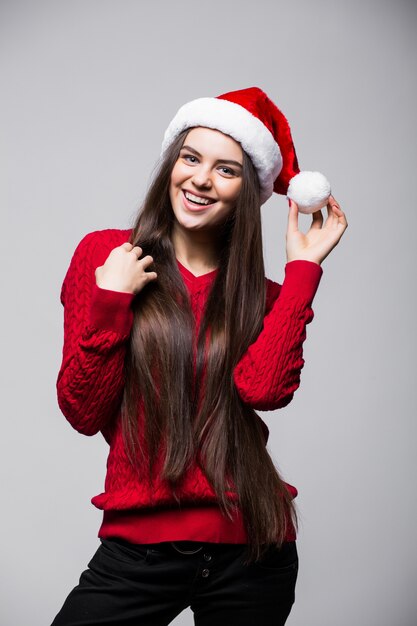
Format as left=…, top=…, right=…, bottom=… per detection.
left=51, top=539, right=298, bottom=626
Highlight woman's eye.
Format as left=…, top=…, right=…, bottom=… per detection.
left=183, top=154, right=198, bottom=163
left=219, top=166, right=235, bottom=176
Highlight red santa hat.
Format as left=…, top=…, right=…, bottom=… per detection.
left=161, top=86, right=331, bottom=214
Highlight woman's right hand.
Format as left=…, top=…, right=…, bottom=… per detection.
left=94, top=242, right=158, bottom=295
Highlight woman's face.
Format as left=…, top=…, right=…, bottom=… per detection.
left=169, top=127, right=243, bottom=232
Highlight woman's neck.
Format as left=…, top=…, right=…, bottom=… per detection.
left=171, top=227, right=221, bottom=274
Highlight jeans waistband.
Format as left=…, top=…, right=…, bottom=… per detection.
left=169, top=541, right=204, bottom=554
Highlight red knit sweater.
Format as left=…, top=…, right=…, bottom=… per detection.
left=57, top=228, right=323, bottom=544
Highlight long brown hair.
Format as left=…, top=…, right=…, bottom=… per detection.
left=121, top=128, right=297, bottom=564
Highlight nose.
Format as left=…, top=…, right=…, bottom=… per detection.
left=191, top=165, right=212, bottom=189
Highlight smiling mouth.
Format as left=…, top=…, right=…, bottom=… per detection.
left=182, top=190, right=217, bottom=206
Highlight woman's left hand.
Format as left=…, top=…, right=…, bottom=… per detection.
left=286, top=195, right=348, bottom=265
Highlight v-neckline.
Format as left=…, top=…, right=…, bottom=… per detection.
left=176, top=258, right=219, bottom=284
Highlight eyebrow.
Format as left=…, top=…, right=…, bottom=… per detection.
left=180, top=145, right=243, bottom=169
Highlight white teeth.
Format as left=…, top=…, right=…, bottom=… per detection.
left=184, top=191, right=214, bottom=205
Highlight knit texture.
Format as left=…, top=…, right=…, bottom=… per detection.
left=57, top=228, right=323, bottom=544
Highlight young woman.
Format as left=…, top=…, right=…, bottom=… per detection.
left=51, top=87, right=347, bottom=626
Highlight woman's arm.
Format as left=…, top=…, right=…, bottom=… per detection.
left=56, top=231, right=135, bottom=436
left=233, top=194, right=347, bottom=411
left=233, top=259, right=322, bottom=410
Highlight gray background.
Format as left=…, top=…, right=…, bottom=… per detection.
left=1, top=0, right=416, bottom=624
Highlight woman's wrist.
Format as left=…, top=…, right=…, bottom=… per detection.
left=88, top=283, right=135, bottom=335
left=282, top=259, right=324, bottom=304
left=286, top=257, right=322, bottom=266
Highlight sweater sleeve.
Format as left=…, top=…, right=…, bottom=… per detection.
left=233, top=260, right=323, bottom=411
left=56, top=231, right=135, bottom=436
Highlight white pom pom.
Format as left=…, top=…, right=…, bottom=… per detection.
left=287, top=171, right=331, bottom=214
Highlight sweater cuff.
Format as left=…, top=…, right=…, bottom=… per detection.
left=88, top=283, right=135, bottom=335
left=280, top=260, right=323, bottom=305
